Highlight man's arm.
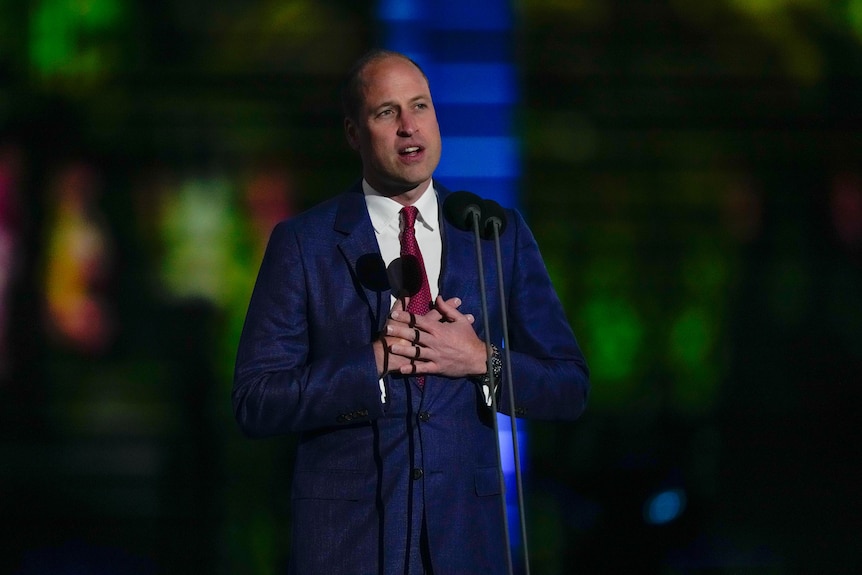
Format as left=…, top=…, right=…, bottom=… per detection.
left=496, top=209, right=589, bottom=420
left=232, top=221, right=387, bottom=438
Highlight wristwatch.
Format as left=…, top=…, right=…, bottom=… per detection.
left=475, top=344, right=502, bottom=387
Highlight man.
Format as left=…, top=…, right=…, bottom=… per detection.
left=233, top=49, right=589, bottom=574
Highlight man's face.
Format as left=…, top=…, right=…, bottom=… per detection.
left=345, top=56, right=442, bottom=199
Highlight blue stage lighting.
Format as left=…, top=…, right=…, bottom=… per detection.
left=644, top=488, right=687, bottom=525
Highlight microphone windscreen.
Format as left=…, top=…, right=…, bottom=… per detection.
left=443, top=191, right=483, bottom=231
left=481, top=199, right=508, bottom=239
left=356, top=253, right=390, bottom=292
left=389, top=255, right=423, bottom=297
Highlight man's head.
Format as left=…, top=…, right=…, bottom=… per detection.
left=343, top=49, right=442, bottom=202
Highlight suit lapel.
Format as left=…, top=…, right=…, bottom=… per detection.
left=335, top=183, right=392, bottom=333
left=438, top=187, right=482, bottom=309
left=332, top=184, right=487, bottom=393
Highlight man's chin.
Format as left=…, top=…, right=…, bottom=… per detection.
left=373, top=176, right=433, bottom=198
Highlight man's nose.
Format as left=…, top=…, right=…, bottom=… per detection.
left=398, top=114, right=417, bottom=136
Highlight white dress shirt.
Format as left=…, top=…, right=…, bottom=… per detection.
left=364, top=179, right=442, bottom=403
left=363, top=180, right=496, bottom=408
left=363, top=179, right=442, bottom=305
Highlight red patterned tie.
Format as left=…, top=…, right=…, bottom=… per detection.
left=400, top=206, right=432, bottom=387
left=400, top=206, right=432, bottom=315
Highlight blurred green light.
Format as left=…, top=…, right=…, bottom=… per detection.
left=669, top=306, right=713, bottom=369
left=668, top=305, right=720, bottom=412
left=581, top=296, right=644, bottom=405
left=850, top=0, right=862, bottom=40
left=681, top=251, right=728, bottom=299
left=30, top=0, right=124, bottom=78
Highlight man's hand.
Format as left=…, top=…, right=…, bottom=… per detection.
left=373, top=297, right=411, bottom=377
left=385, top=295, right=486, bottom=378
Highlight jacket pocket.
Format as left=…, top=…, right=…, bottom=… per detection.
left=474, top=466, right=502, bottom=497
left=291, top=470, right=373, bottom=501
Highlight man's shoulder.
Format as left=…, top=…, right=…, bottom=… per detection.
left=278, top=183, right=364, bottom=230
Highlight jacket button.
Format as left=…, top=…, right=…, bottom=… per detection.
left=418, top=411, right=430, bottom=422
left=412, top=468, right=424, bottom=480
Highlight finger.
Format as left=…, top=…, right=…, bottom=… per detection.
left=390, top=309, right=432, bottom=328
left=390, top=343, right=433, bottom=361
left=435, top=296, right=460, bottom=311
left=388, top=352, right=415, bottom=370
left=385, top=323, right=424, bottom=343
left=399, top=359, right=438, bottom=375
left=389, top=334, right=413, bottom=346
left=381, top=333, right=413, bottom=351
left=389, top=296, right=406, bottom=312
left=434, top=299, right=474, bottom=324
left=433, top=296, right=470, bottom=322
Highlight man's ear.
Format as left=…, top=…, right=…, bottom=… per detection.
left=344, top=118, right=360, bottom=151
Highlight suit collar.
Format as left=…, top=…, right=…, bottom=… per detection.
left=331, top=181, right=481, bottom=337
left=333, top=182, right=391, bottom=331
left=436, top=185, right=481, bottom=301
left=334, top=181, right=371, bottom=236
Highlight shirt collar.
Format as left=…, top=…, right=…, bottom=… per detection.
left=363, top=180, right=438, bottom=234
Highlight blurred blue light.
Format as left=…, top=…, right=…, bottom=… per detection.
left=376, top=0, right=426, bottom=21
left=437, top=104, right=513, bottom=137
left=431, top=63, right=517, bottom=105
left=440, top=178, right=516, bottom=208
left=644, top=489, right=687, bottom=525
left=431, top=0, right=512, bottom=30
left=436, top=136, right=520, bottom=179
left=376, top=4, right=524, bottom=545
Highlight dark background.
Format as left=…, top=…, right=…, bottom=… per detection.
left=1, top=1, right=861, bottom=573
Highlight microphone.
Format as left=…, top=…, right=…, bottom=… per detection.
left=356, top=253, right=390, bottom=333
left=480, top=198, right=531, bottom=575
left=389, top=255, right=423, bottom=300
left=480, top=198, right=508, bottom=239
left=442, top=190, right=483, bottom=231
left=443, top=190, right=515, bottom=575
left=356, top=253, right=389, bottom=292
left=355, top=252, right=424, bottom=327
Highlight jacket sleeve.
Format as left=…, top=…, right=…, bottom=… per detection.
left=231, top=221, right=386, bottom=438
left=496, top=210, right=590, bottom=421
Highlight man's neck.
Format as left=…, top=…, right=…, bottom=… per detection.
left=365, top=179, right=433, bottom=206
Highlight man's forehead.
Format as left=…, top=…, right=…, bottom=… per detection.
left=362, top=67, right=431, bottom=106
left=361, top=57, right=427, bottom=89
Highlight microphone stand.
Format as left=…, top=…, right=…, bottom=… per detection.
left=468, top=208, right=515, bottom=575
left=485, top=205, right=531, bottom=575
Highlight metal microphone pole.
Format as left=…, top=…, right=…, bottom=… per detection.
left=484, top=200, right=531, bottom=575
left=468, top=208, right=515, bottom=575
left=444, top=191, right=514, bottom=575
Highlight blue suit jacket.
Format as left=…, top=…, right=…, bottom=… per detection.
left=233, top=182, right=589, bottom=574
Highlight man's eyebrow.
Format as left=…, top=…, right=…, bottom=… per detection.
left=372, top=95, right=429, bottom=112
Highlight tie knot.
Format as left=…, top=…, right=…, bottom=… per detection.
left=401, top=206, right=418, bottom=230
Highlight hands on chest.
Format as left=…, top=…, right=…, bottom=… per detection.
left=374, top=295, right=487, bottom=379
